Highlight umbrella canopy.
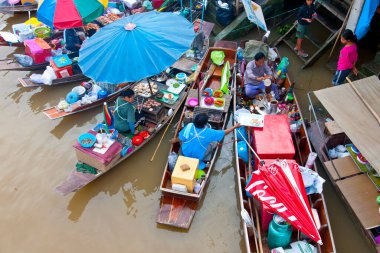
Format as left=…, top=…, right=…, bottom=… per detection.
left=78, top=11, right=195, bottom=84
left=37, top=0, right=108, bottom=29
left=246, top=160, right=322, bottom=245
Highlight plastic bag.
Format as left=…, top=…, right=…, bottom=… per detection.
left=41, top=66, right=57, bottom=85
left=216, top=2, right=235, bottom=27
left=14, top=54, right=33, bottom=67
left=30, top=73, right=44, bottom=84
left=243, top=40, right=269, bottom=62
left=51, top=48, right=63, bottom=56
left=168, top=152, right=178, bottom=172
left=268, top=48, right=278, bottom=62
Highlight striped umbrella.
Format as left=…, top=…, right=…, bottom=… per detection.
left=37, top=0, right=108, bottom=29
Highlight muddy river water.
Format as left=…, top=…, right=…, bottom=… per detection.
left=0, top=12, right=376, bottom=253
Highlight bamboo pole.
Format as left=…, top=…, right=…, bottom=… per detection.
left=327, top=0, right=354, bottom=61
left=346, top=77, right=380, bottom=125
left=150, top=108, right=181, bottom=162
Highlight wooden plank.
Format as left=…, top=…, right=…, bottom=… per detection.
left=336, top=174, right=380, bottom=229
left=0, top=4, right=37, bottom=12
left=315, top=76, right=380, bottom=175
left=302, top=31, right=338, bottom=69
left=213, top=40, right=238, bottom=50
left=324, top=121, right=343, bottom=136
left=157, top=195, right=197, bottom=229
left=271, top=22, right=297, bottom=47
left=213, top=12, right=247, bottom=43
left=283, top=39, right=307, bottom=63
left=324, top=156, right=362, bottom=181
left=171, top=57, right=197, bottom=74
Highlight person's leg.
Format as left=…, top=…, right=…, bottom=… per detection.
left=295, top=24, right=308, bottom=57
left=333, top=69, right=351, bottom=86
left=245, top=84, right=264, bottom=98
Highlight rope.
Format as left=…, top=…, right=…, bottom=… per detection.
left=226, top=7, right=300, bottom=35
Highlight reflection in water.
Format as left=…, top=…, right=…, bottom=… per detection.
left=50, top=109, right=100, bottom=139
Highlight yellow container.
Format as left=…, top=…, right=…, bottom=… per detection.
left=21, top=0, right=37, bottom=5
left=24, top=17, right=42, bottom=27
left=171, top=156, right=199, bottom=192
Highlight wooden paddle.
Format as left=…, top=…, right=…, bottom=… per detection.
left=198, top=63, right=217, bottom=103
left=346, top=77, right=380, bottom=125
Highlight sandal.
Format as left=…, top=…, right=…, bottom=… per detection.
left=297, top=50, right=308, bottom=58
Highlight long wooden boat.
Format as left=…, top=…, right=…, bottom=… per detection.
left=307, top=76, right=380, bottom=253
left=156, top=46, right=237, bottom=229
left=42, top=83, right=133, bottom=120
left=18, top=69, right=88, bottom=88
left=0, top=52, right=78, bottom=71
left=0, top=4, right=37, bottom=13
left=55, top=68, right=201, bottom=195
left=0, top=30, right=63, bottom=47
left=234, top=45, right=335, bottom=252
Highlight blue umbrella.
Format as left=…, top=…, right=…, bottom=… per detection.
left=78, top=11, right=195, bottom=84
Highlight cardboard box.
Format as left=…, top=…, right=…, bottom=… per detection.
left=75, top=148, right=120, bottom=172
left=324, top=121, right=343, bottom=136
left=171, top=156, right=199, bottom=192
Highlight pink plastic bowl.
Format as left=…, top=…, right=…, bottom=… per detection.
left=188, top=98, right=198, bottom=107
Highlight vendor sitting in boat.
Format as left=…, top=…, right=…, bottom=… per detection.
left=244, top=52, right=273, bottom=98
left=131, top=0, right=153, bottom=14
left=170, top=113, right=240, bottom=169
left=114, top=89, right=145, bottom=135
left=64, top=29, right=86, bottom=53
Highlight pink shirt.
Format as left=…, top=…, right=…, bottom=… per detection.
left=337, top=44, right=358, bottom=70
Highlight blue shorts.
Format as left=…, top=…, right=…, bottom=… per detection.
left=245, top=82, right=265, bottom=98
left=332, top=69, right=351, bottom=86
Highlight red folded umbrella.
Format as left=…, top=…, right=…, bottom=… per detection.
left=246, top=160, right=322, bottom=244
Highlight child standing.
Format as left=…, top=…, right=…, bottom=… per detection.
left=332, top=29, right=359, bottom=86
left=295, top=0, right=316, bottom=58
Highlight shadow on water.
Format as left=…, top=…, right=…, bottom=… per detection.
left=65, top=130, right=168, bottom=222
left=50, top=109, right=100, bottom=139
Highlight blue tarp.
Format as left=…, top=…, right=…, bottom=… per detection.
left=355, top=0, right=379, bottom=40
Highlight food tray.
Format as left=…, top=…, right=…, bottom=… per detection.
left=239, top=113, right=264, bottom=128
left=346, top=144, right=380, bottom=190
left=167, top=83, right=186, bottom=94
left=155, top=90, right=179, bottom=105
left=200, top=97, right=225, bottom=111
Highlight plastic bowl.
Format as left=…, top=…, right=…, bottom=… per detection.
left=72, top=86, right=86, bottom=97
left=188, top=98, right=198, bottom=107
left=78, top=133, right=96, bottom=148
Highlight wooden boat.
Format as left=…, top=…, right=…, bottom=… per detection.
left=0, top=52, right=78, bottom=71
left=42, top=82, right=134, bottom=120
left=234, top=45, right=335, bottom=252
left=0, top=3, right=37, bottom=13
left=307, top=76, right=380, bottom=253
left=0, top=30, right=63, bottom=47
left=55, top=68, right=201, bottom=195
left=18, top=67, right=88, bottom=88
left=156, top=46, right=237, bottom=229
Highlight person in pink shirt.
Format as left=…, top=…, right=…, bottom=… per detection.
left=332, top=29, right=359, bottom=86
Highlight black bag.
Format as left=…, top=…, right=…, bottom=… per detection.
left=216, top=1, right=235, bottom=27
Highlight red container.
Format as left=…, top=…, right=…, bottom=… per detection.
left=50, top=60, right=73, bottom=78
left=24, top=38, right=51, bottom=64
left=252, top=115, right=295, bottom=167
left=152, top=0, right=164, bottom=9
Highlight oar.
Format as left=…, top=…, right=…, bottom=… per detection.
left=150, top=70, right=199, bottom=162
left=346, top=77, right=380, bottom=125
